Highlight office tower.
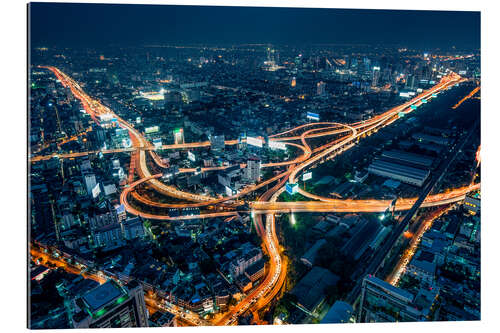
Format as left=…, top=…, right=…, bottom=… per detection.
left=71, top=280, right=148, bottom=328
left=173, top=128, right=184, bottom=145
left=245, top=156, right=261, bottom=182
left=317, top=81, right=326, bottom=95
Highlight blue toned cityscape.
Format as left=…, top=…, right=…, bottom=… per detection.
left=28, top=2, right=480, bottom=328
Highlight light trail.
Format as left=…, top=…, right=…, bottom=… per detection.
left=386, top=205, right=454, bottom=286
left=452, top=86, right=480, bottom=109
left=34, top=67, right=467, bottom=326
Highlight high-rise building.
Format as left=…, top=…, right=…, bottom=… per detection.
left=173, top=128, right=184, bottom=145
left=209, top=134, right=225, bottom=152
left=71, top=280, right=148, bottom=328
left=244, top=156, right=261, bottom=182
left=317, top=81, right=326, bottom=95
left=83, top=173, right=97, bottom=196
left=358, top=275, right=422, bottom=322
left=372, top=66, right=381, bottom=87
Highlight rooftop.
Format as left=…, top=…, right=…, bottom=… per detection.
left=81, top=280, right=125, bottom=312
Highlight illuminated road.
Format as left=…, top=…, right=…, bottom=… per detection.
left=386, top=205, right=454, bottom=286
left=34, top=67, right=468, bottom=325
left=452, top=85, right=480, bottom=109
left=29, top=244, right=207, bottom=326
left=250, top=183, right=479, bottom=213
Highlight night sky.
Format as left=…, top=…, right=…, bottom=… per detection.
left=29, top=2, right=480, bottom=49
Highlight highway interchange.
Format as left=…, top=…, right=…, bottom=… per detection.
left=31, top=66, right=477, bottom=325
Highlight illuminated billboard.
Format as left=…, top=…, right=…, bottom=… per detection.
left=306, top=112, right=320, bottom=121
left=99, top=113, right=114, bottom=121
left=188, top=151, right=196, bottom=162
left=247, top=136, right=263, bottom=148
left=145, top=126, right=159, bottom=134
left=268, top=140, right=286, bottom=150
left=285, top=182, right=299, bottom=195
left=411, top=105, right=418, bottom=110
left=302, top=172, right=312, bottom=181
left=153, top=138, right=162, bottom=148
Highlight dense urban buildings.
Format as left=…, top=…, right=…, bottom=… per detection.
left=28, top=2, right=480, bottom=329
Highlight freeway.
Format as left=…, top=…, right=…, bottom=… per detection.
left=34, top=66, right=469, bottom=326
left=120, top=73, right=464, bottom=218
left=214, top=177, right=289, bottom=325
left=452, top=85, right=480, bottom=109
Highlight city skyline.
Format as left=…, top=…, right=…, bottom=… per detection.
left=30, top=3, right=480, bottom=49
left=28, top=3, right=481, bottom=329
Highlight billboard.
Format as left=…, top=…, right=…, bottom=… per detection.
left=302, top=172, right=312, bottom=181
left=187, top=151, right=196, bottom=162
left=145, top=126, right=159, bottom=134
left=411, top=105, right=418, bottom=110
left=458, top=70, right=467, bottom=75
left=306, top=112, right=320, bottom=121
left=285, top=182, right=299, bottom=195
left=153, top=138, right=162, bottom=148
left=99, top=113, right=114, bottom=121
left=136, top=117, right=141, bottom=124
left=268, top=140, right=286, bottom=150
left=92, top=183, right=101, bottom=198
left=247, top=136, right=263, bottom=148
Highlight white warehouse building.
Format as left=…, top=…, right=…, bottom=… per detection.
left=367, top=159, right=430, bottom=187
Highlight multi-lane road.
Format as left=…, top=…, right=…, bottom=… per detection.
left=31, top=66, right=473, bottom=325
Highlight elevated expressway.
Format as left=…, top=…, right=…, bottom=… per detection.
left=34, top=67, right=470, bottom=325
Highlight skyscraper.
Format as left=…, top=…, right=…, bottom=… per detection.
left=83, top=173, right=97, bottom=196
left=71, top=280, right=149, bottom=328
left=245, top=156, right=261, bottom=182
left=372, top=67, right=381, bottom=87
